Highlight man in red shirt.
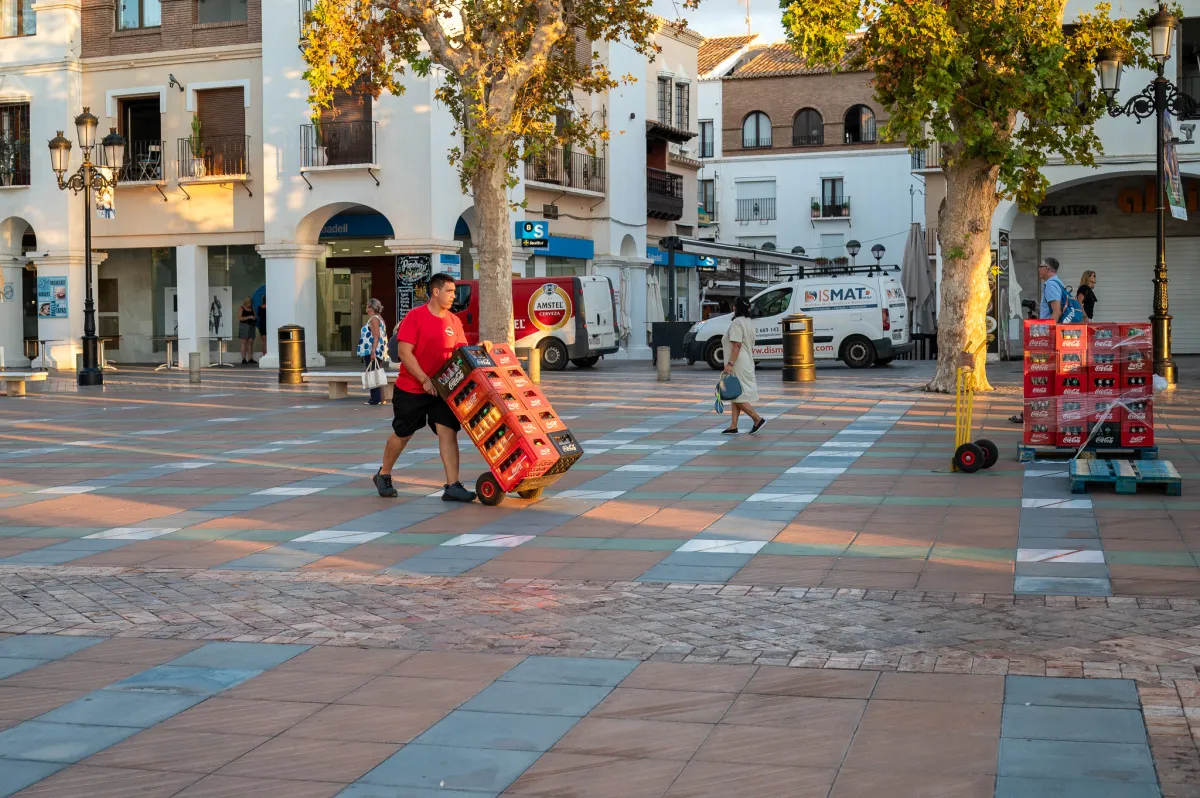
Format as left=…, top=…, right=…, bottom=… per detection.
left=374, top=273, right=476, bottom=502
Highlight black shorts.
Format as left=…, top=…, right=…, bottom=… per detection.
left=392, top=388, right=461, bottom=439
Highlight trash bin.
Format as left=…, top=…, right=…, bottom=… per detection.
left=782, top=314, right=815, bottom=382
left=278, top=324, right=306, bottom=385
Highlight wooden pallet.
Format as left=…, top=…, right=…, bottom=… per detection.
left=1069, top=458, right=1181, bottom=496
left=1017, top=444, right=1159, bottom=464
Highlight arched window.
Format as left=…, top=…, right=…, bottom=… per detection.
left=792, top=109, right=824, bottom=146
left=742, top=111, right=772, bottom=148
left=844, top=105, right=876, bottom=144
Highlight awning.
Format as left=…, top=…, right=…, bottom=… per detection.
left=646, top=120, right=697, bottom=144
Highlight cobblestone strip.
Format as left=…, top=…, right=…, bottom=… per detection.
left=1016, top=463, right=1110, bottom=596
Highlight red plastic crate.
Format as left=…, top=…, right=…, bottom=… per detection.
left=504, top=368, right=532, bottom=390
left=1024, top=417, right=1056, bottom=447
left=497, top=390, right=524, bottom=414
left=1056, top=397, right=1089, bottom=426
left=1090, top=351, right=1119, bottom=376
left=479, top=420, right=521, bottom=466
left=515, top=386, right=551, bottom=413
left=1120, top=373, right=1151, bottom=399
left=1088, top=419, right=1122, bottom=448
left=1121, top=421, right=1154, bottom=447
left=1055, top=372, right=1086, bottom=397
left=1024, top=398, right=1055, bottom=422
left=1024, top=320, right=1054, bottom=350
left=462, top=399, right=505, bottom=443
left=1118, top=322, right=1152, bottom=352
left=486, top=344, right=521, bottom=369
left=1024, top=351, right=1057, bottom=374
left=1122, top=398, right=1153, bottom=425
left=533, top=408, right=566, bottom=434
left=1121, top=349, right=1151, bottom=375
left=1024, top=372, right=1057, bottom=398
left=1088, top=374, right=1120, bottom=397
left=1057, top=423, right=1086, bottom=448
left=506, top=410, right=542, bottom=437
left=1088, top=323, right=1120, bottom=351
left=1055, top=325, right=1087, bottom=352
left=1090, top=397, right=1120, bottom=423
left=1056, top=350, right=1087, bottom=375
left=447, top=376, right=491, bottom=420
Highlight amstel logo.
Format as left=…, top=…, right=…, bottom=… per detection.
left=529, top=283, right=573, bottom=332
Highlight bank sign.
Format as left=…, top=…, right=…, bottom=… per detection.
left=800, top=285, right=876, bottom=311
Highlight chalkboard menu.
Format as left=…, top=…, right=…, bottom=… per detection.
left=396, top=254, right=432, bottom=323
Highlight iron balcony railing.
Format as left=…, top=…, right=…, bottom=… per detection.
left=812, top=196, right=851, bottom=218
left=0, top=137, right=29, bottom=186
left=647, top=167, right=682, bottom=199
left=792, top=131, right=823, bottom=147
left=524, top=146, right=605, bottom=192
left=99, top=139, right=165, bottom=182
left=735, top=197, right=776, bottom=221
left=911, top=140, right=943, bottom=171
left=301, top=121, right=377, bottom=168
left=177, top=135, right=250, bottom=179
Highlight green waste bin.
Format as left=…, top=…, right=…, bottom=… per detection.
left=278, top=324, right=306, bottom=385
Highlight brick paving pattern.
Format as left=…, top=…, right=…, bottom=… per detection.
left=0, top=359, right=1199, bottom=795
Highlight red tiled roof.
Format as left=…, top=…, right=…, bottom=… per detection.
left=727, top=40, right=865, bottom=79
left=698, top=34, right=757, bottom=75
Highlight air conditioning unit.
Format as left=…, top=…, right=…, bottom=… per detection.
left=542, top=204, right=560, bottom=220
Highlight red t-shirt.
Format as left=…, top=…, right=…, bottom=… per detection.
left=395, top=304, right=468, bottom=394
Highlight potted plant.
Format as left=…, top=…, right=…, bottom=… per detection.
left=313, top=117, right=327, bottom=166
left=188, top=114, right=205, bottom=178
left=814, top=256, right=829, bottom=267
left=842, top=199, right=851, bottom=217
left=810, top=199, right=820, bottom=218
left=833, top=256, right=849, bottom=267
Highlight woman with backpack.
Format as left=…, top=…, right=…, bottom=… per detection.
left=357, top=298, right=388, bottom=406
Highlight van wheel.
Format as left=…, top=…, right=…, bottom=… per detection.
left=704, top=340, right=725, bottom=371
left=539, top=339, right=569, bottom=371
left=841, top=336, right=875, bottom=369
left=571, top=356, right=600, bottom=368
left=873, top=357, right=894, bottom=367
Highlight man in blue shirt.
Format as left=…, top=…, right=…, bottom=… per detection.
left=1012, top=257, right=1066, bottom=424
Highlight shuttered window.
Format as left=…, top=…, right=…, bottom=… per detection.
left=197, top=87, right=244, bottom=138
left=320, top=87, right=372, bottom=124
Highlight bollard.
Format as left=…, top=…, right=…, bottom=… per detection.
left=277, top=325, right=306, bottom=385
left=781, top=314, right=816, bottom=383
left=76, top=352, right=83, bottom=372
left=656, top=346, right=671, bottom=382
left=189, top=352, right=201, bottom=384
left=515, top=346, right=540, bottom=384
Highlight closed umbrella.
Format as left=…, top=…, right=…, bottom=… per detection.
left=618, top=268, right=633, bottom=349
left=646, top=270, right=665, bottom=323
left=901, top=222, right=935, bottom=335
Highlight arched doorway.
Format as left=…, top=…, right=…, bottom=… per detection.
left=0, top=217, right=33, bottom=365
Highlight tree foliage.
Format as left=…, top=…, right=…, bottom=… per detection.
left=780, top=0, right=1159, bottom=390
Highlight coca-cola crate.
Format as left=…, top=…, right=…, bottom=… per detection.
left=477, top=369, right=509, bottom=392
left=1025, top=351, right=1057, bottom=375
left=1122, top=349, right=1151, bottom=375
left=432, top=346, right=496, bottom=399
left=1057, top=398, right=1089, bottom=426
left=1122, top=398, right=1153, bottom=425
left=1058, top=423, right=1086, bottom=448
left=1024, top=320, right=1054, bottom=351
left=486, top=343, right=521, bottom=369
left=1090, top=351, right=1119, bottom=376
left=1121, top=421, right=1155, bottom=447
left=1088, top=419, right=1122, bottom=448
left=1091, top=397, right=1120, bottom=424
left=1055, top=372, right=1086, bottom=397
left=515, top=386, right=551, bottom=414
left=1088, top=323, right=1120, bottom=351
left=1088, top=374, right=1120, bottom=397
left=1118, top=322, right=1153, bottom=352
left=494, top=435, right=561, bottom=491
left=462, top=399, right=505, bottom=443
left=447, top=376, right=491, bottom=420
left=497, top=390, right=524, bottom=414
left=1057, top=350, right=1087, bottom=375
left=504, top=367, right=532, bottom=390
left=1025, top=398, right=1055, bottom=422
left=506, top=410, right=542, bottom=437
left=544, top=430, right=583, bottom=475
left=1055, top=325, right=1087, bottom=352
left=533, top=408, right=566, bottom=434
left=1120, top=373, right=1151, bottom=399
left=1024, top=417, right=1056, bottom=447
left=479, top=419, right=522, bottom=466
left=1024, top=372, right=1057, bottom=398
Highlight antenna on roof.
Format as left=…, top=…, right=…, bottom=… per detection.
left=739, top=0, right=750, bottom=36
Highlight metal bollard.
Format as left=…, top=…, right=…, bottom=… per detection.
left=189, top=352, right=201, bottom=384
left=656, top=346, right=671, bottom=382
left=75, top=353, right=83, bottom=372
left=782, top=314, right=816, bottom=382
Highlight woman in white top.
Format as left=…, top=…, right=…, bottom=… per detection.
left=356, top=298, right=388, bottom=406
left=721, top=296, right=766, bottom=434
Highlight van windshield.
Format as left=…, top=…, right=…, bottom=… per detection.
left=451, top=284, right=472, bottom=314
left=750, top=287, right=792, bottom=318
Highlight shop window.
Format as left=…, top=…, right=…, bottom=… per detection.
left=844, top=105, right=876, bottom=144
left=98, top=279, right=120, bottom=340
left=1, top=0, right=35, bottom=37
left=117, top=0, right=161, bottom=30
left=197, top=0, right=247, bottom=24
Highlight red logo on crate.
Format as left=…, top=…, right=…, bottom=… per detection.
left=1024, top=372, right=1057, bottom=398
left=1025, top=351, right=1057, bottom=374
left=500, top=393, right=523, bottom=413
left=536, top=411, right=562, bottom=432
left=1025, top=399, right=1054, bottom=421
left=1122, top=398, right=1153, bottom=425
left=1056, top=374, right=1085, bottom=396
left=1089, top=375, right=1119, bottom=397
left=1088, top=323, right=1119, bottom=351
left=1091, top=398, right=1119, bottom=423
left=506, top=369, right=530, bottom=389
left=1121, top=423, right=1154, bottom=447
left=488, top=344, right=519, bottom=368
left=1058, top=424, right=1085, bottom=447
left=519, top=388, right=548, bottom=411
left=1090, top=352, right=1118, bottom=375
left=1024, top=418, right=1056, bottom=447
left=1118, top=322, right=1152, bottom=351
left=1088, top=420, right=1121, bottom=448
left=1120, top=373, right=1150, bottom=398
left=1122, top=349, right=1151, bottom=375
left=1055, top=325, right=1087, bottom=351
left=1024, top=320, right=1054, bottom=350
left=482, top=371, right=507, bottom=391
left=1057, top=398, right=1088, bottom=425
left=1057, top=350, right=1087, bottom=374
left=511, top=413, right=540, bottom=436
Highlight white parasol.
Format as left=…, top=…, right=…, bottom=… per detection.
left=901, top=222, right=935, bottom=335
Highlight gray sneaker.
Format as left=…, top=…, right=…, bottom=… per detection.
left=373, top=469, right=397, bottom=498
left=442, top=481, right=477, bottom=503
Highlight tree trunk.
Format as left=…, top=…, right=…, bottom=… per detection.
left=927, top=158, right=999, bottom=393
left=470, top=159, right=516, bottom=346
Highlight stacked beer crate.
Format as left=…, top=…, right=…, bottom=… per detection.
left=432, top=344, right=582, bottom=502
left=1022, top=320, right=1154, bottom=454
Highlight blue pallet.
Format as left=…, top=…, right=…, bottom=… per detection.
left=1018, top=444, right=1159, bottom=464
left=1070, top=458, right=1181, bottom=496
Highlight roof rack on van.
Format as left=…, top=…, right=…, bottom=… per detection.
left=776, top=263, right=901, bottom=280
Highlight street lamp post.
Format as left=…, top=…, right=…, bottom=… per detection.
left=871, top=244, right=886, bottom=267
left=846, top=239, right=861, bottom=269
left=1097, top=4, right=1196, bottom=385
left=47, top=108, right=124, bottom=387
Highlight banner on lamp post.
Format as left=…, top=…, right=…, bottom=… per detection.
left=1164, top=112, right=1188, bottom=221
left=96, top=166, right=115, bottom=220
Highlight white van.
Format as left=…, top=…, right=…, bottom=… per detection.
left=684, top=265, right=912, bottom=369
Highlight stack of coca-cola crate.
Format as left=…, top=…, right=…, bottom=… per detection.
left=432, top=344, right=582, bottom=493
left=1023, top=320, right=1154, bottom=452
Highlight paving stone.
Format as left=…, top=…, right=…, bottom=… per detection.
left=997, top=738, right=1157, bottom=783
left=37, top=690, right=205, bottom=728
left=500, top=656, right=638, bottom=687
left=357, top=744, right=540, bottom=792
left=460, top=681, right=612, bottom=717
left=415, top=710, right=578, bottom=752
left=994, top=776, right=1161, bottom=798
left=1005, top=676, right=1141, bottom=710
left=0, top=720, right=140, bottom=762
left=1002, top=705, right=1150, bottom=744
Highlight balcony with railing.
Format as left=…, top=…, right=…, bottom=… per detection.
left=647, top=167, right=683, bottom=220
left=0, top=138, right=29, bottom=186
left=524, top=146, right=605, bottom=193
left=911, top=140, right=943, bottom=172
left=811, top=196, right=850, bottom=219
left=735, top=197, right=776, bottom=222
left=99, top=140, right=165, bottom=183
left=178, top=135, right=250, bottom=180
left=301, top=121, right=377, bottom=169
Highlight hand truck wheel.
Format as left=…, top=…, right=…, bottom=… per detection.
left=953, top=442, right=985, bottom=474
left=975, top=438, right=999, bottom=470
left=476, top=472, right=505, bottom=506
left=517, top=487, right=544, bottom=500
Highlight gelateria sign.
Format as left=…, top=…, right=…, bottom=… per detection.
left=1036, top=204, right=1098, bottom=217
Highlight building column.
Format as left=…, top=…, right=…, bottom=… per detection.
left=593, top=257, right=652, bottom=360
left=254, top=243, right=326, bottom=368
left=175, top=245, right=209, bottom=367
left=29, top=252, right=103, bottom=371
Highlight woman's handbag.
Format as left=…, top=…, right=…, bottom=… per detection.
left=714, top=373, right=743, bottom=413
left=362, top=358, right=387, bottom=390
